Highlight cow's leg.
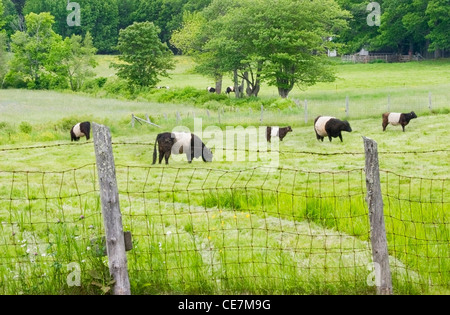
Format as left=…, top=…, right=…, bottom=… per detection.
left=186, top=152, right=193, bottom=164
left=315, top=132, right=321, bottom=141
left=164, top=151, right=171, bottom=164
left=402, top=124, right=405, bottom=132
left=339, top=133, right=343, bottom=142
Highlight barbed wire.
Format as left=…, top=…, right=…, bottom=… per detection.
left=1, top=140, right=449, bottom=157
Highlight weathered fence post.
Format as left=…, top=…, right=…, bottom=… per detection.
left=93, top=123, right=131, bottom=295
left=363, top=137, right=393, bottom=295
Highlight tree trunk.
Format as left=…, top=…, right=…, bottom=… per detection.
left=215, top=75, right=222, bottom=94
left=233, top=69, right=242, bottom=98
left=278, top=88, right=290, bottom=99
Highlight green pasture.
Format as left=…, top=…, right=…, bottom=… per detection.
left=0, top=57, right=449, bottom=295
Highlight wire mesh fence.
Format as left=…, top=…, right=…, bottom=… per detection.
left=0, top=143, right=448, bottom=294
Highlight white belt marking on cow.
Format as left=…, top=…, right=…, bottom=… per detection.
left=73, top=123, right=85, bottom=138
left=388, top=113, right=401, bottom=125
left=271, top=127, right=279, bottom=137
left=315, top=116, right=334, bottom=137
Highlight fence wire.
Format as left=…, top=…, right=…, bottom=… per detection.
left=0, top=147, right=448, bottom=294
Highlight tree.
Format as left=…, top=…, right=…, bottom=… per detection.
left=334, top=0, right=381, bottom=54
left=50, top=32, right=98, bottom=91
left=171, top=0, right=241, bottom=95
left=24, top=0, right=120, bottom=53
left=0, top=0, right=9, bottom=88
left=9, top=12, right=62, bottom=89
left=171, top=10, right=226, bottom=94
left=426, top=0, right=450, bottom=56
left=111, top=21, right=175, bottom=88
left=9, top=0, right=26, bottom=31
left=0, top=0, right=5, bottom=30
left=175, top=0, right=349, bottom=99
left=24, top=0, right=69, bottom=37
left=253, top=0, right=349, bottom=98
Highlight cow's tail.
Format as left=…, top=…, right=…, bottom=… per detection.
left=152, top=135, right=159, bottom=165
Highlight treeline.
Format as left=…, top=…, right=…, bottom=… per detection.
left=1, top=0, right=448, bottom=56
left=0, top=0, right=449, bottom=98
left=336, top=0, right=450, bottom=58
left=1, top=0, right=211, bottom=53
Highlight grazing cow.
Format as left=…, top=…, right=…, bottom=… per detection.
left=152, top=132, right=213, bottom=164
left=207, top=87, right=216, bottom=93
left=382, top=111, right=417, bottom=132
left=266, top=126, right=293, bottom=143
left=314, top=116, right=352, bottom=142
left=226, top=86, right=242, bottom=95
left=70, top=121, right=91, bottom=141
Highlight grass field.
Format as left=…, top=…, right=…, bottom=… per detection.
left=0, top=57, right=449, bottom=295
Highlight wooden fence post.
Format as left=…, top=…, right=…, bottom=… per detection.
left=363, top=137, right=393, bottom=295
left=93, top=123, right=131, bottom=295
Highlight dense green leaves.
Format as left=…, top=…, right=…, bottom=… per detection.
left=337, top=0, right=450, bottom=56
left=7, top=12, right=97, bottom=90
left=50, top=32, right=98, bottom=91
left=111, top=22, right=175, bottom=88
left=9, top=12, right=61, bottom=88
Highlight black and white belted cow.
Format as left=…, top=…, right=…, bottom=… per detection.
left=314, top=116, right=352, bottom=142
left=70, top=122, right=91, bottom=141
left=152, top=132, right=213, bottom=164
left=382, top=111, right=417, bottom=132
left=266, top=126, right=293, bottom=142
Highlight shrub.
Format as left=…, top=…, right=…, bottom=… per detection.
left=369, top=59, right=387, bottom=64
left=268, top=98, right=295, bottom=110
left=81, top=77, right=108, bottom=92
left=19, top=121, right=32, bottom=134
left=55, top=117, right=81, bottom=131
